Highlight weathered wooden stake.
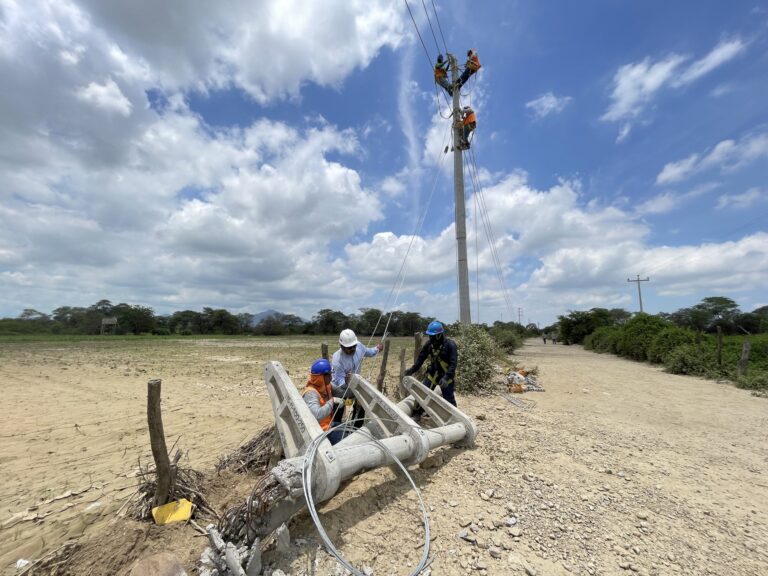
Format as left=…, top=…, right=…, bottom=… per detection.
left=413, top=332, right=423, bottom=364
left=398, top=348, right=406, bottom=400
left=738, top=340, right=751, bottom=377
left=375, top=339, right=391, bottom=393
left=321, top=342, right=329, bottom=360
left=716, top=326, right=723, bottom=367
left=147, top=379, right=172, bottom=507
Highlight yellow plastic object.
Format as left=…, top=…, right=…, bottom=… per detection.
left=345, top=398, right=354, bottom=407
left=151, top=498, right=193, bottom=525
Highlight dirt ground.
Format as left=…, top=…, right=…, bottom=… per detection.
left=1, top=337, right=767, bottom=575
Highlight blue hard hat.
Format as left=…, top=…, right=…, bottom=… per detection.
left=310, top=358, right=332, bottom=375
left=425, top=321, right=444, bottom=336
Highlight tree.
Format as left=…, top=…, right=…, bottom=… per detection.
left=311, top=309, right=350, bottom=335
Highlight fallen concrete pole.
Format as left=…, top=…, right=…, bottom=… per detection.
left=214, top=361, right=477, bottom=570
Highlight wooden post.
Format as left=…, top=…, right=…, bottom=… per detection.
left=398, top=347, right=406, bottom=400
left=375, top=339, right=391, bottom=393
left=321, top=342, right=329, bottom=360
left=413, top=332, right=423, bottom=364
left=738, top=340, right=751, bottom=377
left=716, top=326, right=723, bottom=367
left=147, top=379, right=172, bottom=507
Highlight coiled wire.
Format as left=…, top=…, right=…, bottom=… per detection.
left=301, top=420, right=432, bottom=575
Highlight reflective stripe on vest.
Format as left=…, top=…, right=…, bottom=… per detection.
left=303, top=383, right=332, bottom=430
left=426, top=347, right=453, bottom=386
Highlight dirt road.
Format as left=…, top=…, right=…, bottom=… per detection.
left=1, top=337, right=767, bottom=575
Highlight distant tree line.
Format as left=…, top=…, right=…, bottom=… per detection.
left=557, top=297, right=768, bottom=346
left=0, top=300, right=430, bottom=337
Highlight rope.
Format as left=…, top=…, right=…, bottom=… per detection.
left=466, top=147, right=516, bottom=319
left=301, top=420, right=431, bottom=576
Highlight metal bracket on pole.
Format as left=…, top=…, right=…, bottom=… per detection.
left=347, top=374, right=431, bottom=465
left=402, top=376, right=478, bottom=447
left=263, top=361, right=340, bottom=501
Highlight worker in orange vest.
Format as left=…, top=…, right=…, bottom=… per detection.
left=458, top=49, right=482, bottom=89
left=434, top=54, right=453, bottom=96
left=302, top=358, right=345, bottom=444
left=459, top=106, right=476, bottom=150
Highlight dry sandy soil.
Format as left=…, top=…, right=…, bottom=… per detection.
left=1, top=337, right=767, bottom=576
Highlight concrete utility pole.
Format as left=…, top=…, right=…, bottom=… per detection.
left=627, top=274, right=650, bottom=313
left=518, top=307, right=523, bottom=326
left=449, top=53, right=471, bottom=325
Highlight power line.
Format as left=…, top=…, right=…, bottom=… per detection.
left=430, top=0, right=449, bottom=55
left=420, top=0, right=441, bottom=56
left=404, top=0, right=433, bottom=70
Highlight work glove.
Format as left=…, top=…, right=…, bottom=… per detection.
left=404, top=367, right=415, bottom=377
left=438, top=377, right=449, bottom=390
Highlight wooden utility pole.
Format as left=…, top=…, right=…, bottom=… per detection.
left=738, top=340, right=751, bottom=377
left=627, top=274, right=650, bottom=313
left=449, top=54, right=471, bottom=325
left=321, top=342, right=329, bottom=360
left=147, top=379, right=172, bottom=507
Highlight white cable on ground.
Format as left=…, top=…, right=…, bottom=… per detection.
left=301, top=420, right=431, bottom=576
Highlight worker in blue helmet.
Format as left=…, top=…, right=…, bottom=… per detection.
left=302, top=358, right=345, bottom=444
left=404, top=320, right=459, bottom=409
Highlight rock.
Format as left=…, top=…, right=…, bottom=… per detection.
left=636, top=511, right=649, bottom=520
left=619, top=560, right=630, bottom=569
left=129, top=552, right=188, bottom=576
left=362, top=566, right=374, bottom=576
left=475, top=560, right=488, bottom=570
left=272, top=571, right=288, bottom=576
left=420, top=453, right=444, bottom=469
left=274, top=523, right=290, bottom=555
left=506, top=516, right=518, bottom=526
left=476, top=414, right=487, bottom=421
left=522, top=473, right=534, bottom=482
left=449, top=500, right=459, bottom=507
left=245, top=540, right=262, bottom=576
left=460, top=518, right=472, bottom=527
left=489, top=546, right=503, bottom=559
left=509, top=527, right=523, bottom=537
left=459, top=529, right=477, bottom=544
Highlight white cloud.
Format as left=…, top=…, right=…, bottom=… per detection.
left=75, top=0, right=407, bottom=102
left=601, top=54, right=686, bottom=122
left=673, top=38, right=746, bottom=86
left=656, top=131, right=768, bottom=184
left=602, top=37, right=746, bottom=140
left=635, top=183, right=719, bottom=215
left=75, top=78, right=133, bottom=116
left=525, top=92, right=572, bottom=119
left=716, top=187, right=765, bottom=210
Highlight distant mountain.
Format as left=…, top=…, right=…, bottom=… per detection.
left=251, top=309, right=283, bottom=325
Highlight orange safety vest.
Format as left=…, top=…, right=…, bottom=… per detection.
left=467, top=52, right=482, bottom=71
left=463, top=110, right=476, bottom=126
left=303, top=374, right=333, bottom=431
left=434, top=62, right=447, bottom=80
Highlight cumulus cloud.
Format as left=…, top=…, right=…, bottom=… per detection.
left=602, top=37, right=746, bottom=140
left=656, top=131, right=768, bottom=184
left=75, top=78, right=133, bottom=116
left=525, top=92, right=572, bottom=119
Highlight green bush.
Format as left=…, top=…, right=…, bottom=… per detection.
left=663, top=344, right=716, bottom=376
left=647, top=326, right=697, bottom=364
left=615, top=314, right=669, bottom=361
left=452, top=323, right=500, bottom=394
left=584, top=326, right=621, bottom=353
left=736, top=372, right=768, bottom=391
left=489, top=326, right=522, bottom=353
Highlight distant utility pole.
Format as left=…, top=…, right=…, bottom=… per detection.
left=449, top=53, right=471, bottom=325
left=517, top=307, right=523, bottom=325
left=627, top=274, right=650, bottom=313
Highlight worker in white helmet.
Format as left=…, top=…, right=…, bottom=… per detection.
left=331, top=328, right=383, bottom=428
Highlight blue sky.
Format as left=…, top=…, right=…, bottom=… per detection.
left=0, top=0, right=766, bottom=326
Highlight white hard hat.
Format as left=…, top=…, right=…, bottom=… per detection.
left=339, top=329, right=358, bottom=347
